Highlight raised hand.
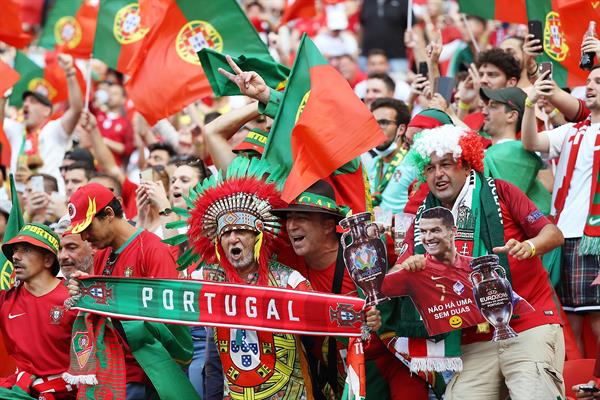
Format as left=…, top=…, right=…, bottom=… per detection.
left=218, top=55, right=270, bottom=104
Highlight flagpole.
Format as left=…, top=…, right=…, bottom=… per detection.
left=461, top=13, right=480, bottom=55
left=407, top=0, right=413, bottom=29
left=83, top=54, right=93, bottom=110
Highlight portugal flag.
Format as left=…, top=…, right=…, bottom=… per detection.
left=459, top=0, right=600, bottom=87
left=9, top=51, right=86, bottom=108
left=0, top=175, right=24, bottom=291
left=0, top=61, right=20, bottom=168
left=127, top=0, right=276, bottom=125
left=93, top=0, right=152, bottom=75
left=0, top=0, right=34, bottom=49
left=262, top=34, right=385, bottom=204
left=39, top=0, right=99, bottom=58
left=280, top=0, right=318, bottom=25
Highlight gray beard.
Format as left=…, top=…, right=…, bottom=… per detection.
left=228, top=252, right=255, bottom=269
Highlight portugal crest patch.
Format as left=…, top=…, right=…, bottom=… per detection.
left=175, top=20, right=223, bottom=65
left=544, top=11, right=569, bottom=62
left=329, top=303, right=363, bottom=327
left=72, top=331, right=93, bottom=369
left=27, top=78, right=57, bottom=101
left=113, top=3, right=149, bottom=45
left=50, top=306, right=64, bottom=324
left=54, top=16, right=83, bottom=49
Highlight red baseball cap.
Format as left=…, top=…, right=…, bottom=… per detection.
left=66, top=183, right=115, bottom=234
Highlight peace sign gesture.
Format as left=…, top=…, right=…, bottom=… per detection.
left=218, top=55, right=271, bottom=104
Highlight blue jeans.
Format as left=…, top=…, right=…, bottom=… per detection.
left=126, top=382, right=158, bottom=400
left=188, top=326, right=207, bottom=396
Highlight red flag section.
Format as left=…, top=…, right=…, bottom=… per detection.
left=0, top=61, right=20, bottom=168
left=280, top=0, right=318, bottom=25
left=43, top=52, right=87, bottom=105
left=284, top=64, right=386, bottom=201
left=0, top=0, right=34, bottom=48
left=125, top=4, right=211, bottom=126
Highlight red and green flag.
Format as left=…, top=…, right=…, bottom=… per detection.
left=92, top=0, right=154, bottom=75
left=127, top=0, right=278, bottom=125
left=0, top=61, right=20, bottom=168
left=459, top=0, right=599, bottom=87
left=458, top=0, right=527, bottom=24
left=262, top=34, right=386, bottom=203
left=0, top=0, right=34, bottom=49
left=39, top=0, right=99, bottom=58
left=0, top=175, right=25, bottom=291
left=9, top=51, right=86, bottom=108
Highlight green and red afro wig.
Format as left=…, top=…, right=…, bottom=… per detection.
left=407, top=125, right=484, bottom=182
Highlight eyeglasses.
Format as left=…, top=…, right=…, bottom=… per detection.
left=377, top=119, right=397, bottom=128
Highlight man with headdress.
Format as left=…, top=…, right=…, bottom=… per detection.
left=185, top=157, right=314, bottom=399
left=381, top=125, right=565, bottom=399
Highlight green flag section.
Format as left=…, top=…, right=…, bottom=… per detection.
left=458, top=0, right=527, bottom=24
left=39, top=0, right=99, bottom=58
left=93, top=0, right=151, bottom=75
left=198, top=48, right=289, bottom=97
left=0, top=175, right=24, bottom=291
left=126, top=0, right=276, bottom=125
left=262, top=34, right=386, bottom=202
left=9, top=51, right=86, bottom=108
left=460, top=0, right=599, bottom=87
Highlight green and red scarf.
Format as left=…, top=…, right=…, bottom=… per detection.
left=553, top=115, right=600, bottom=254
left=69, top=276, right=366, bottom=337
left=381, top=171, right=509, bottom=373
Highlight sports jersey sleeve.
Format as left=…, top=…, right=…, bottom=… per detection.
left=381, top=269, right=410, bottom=298
left=497, top=179, right=552, bottom=238
left=544, top=122, right=572, bottom=160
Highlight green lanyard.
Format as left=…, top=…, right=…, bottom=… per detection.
left=102, top=229, right=143, bottom=276
left=375, top=148, right=406, bottom=195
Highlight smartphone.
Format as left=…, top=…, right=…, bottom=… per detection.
left=579, top=385, right=600, bottom=393
left=528, top=20, right=543, bottom=43
left=539, top=61, right=553, bottom=79
left=29, top=175, right=44, bottom=193
left=139, top=168, right=154, bottom=182
left=418, top=61, right=428, bottom=77
left=436, top=77, right=456, bottom=104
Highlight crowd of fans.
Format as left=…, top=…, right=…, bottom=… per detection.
left=1, top=0, right=600, bottom=399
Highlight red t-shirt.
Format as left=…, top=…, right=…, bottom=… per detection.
left=93, top=230, right=179, bottom=383
left=398, top=179, right=562, bottom=343
left=300, top=259, right=357, bottom=297
left=0, top=281, right=77, bottom=377
left=95, top=111, right=135, bottom=164
left=383, top=254, right=485, bottom=336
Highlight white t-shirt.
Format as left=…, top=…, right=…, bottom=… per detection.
left=545, top=121, right=600, bottom=238
left=3, top=118, right=71, bottom=193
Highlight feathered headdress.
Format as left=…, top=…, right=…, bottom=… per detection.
left=406, top=125, right=484, bottom=182
left=165, top=157, right=286, bottom=285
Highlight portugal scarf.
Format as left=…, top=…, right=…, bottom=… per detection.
left=553, top=115, right=600, bottom=254
left=68, top=276, right=366, bottom=337
left=385, top=171, right=509, bottom=373
left=371, top=148, right=407, bottom=206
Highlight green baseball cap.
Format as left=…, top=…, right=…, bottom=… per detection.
left=2, top=223, right=61, bottom=276
left=479, top=87, right=527, bottom=116
left=233, top=128, right=269, bottom=155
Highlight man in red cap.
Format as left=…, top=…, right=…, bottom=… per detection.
left=66, top=182, right=178, bottom=399
left=0, top=223, right=77, bottom=399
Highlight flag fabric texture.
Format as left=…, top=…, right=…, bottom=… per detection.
left=262, top=34, right=386, bottom=202
left=0, top=175, right=25, bottom=291
left=92, top=0, right=151, bottom=75
left=0, top=62, right=20, bottom=168
left=9, top=51, right=85, bottom=108
left=459, top=0, right=600, bottom=87
left=71, top=276, right=366, bottom=337
left=39, top=0, right=99, bottom=58
left=127, top=0, right=275, bottom=125
left=0, top=0, right=34, bottom=49
left=280, top=0, right=318, bottom=25
left=198, top=48, right=289, bottom=97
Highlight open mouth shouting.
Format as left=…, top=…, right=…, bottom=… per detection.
left=229, top=245, right=244, bottom=261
